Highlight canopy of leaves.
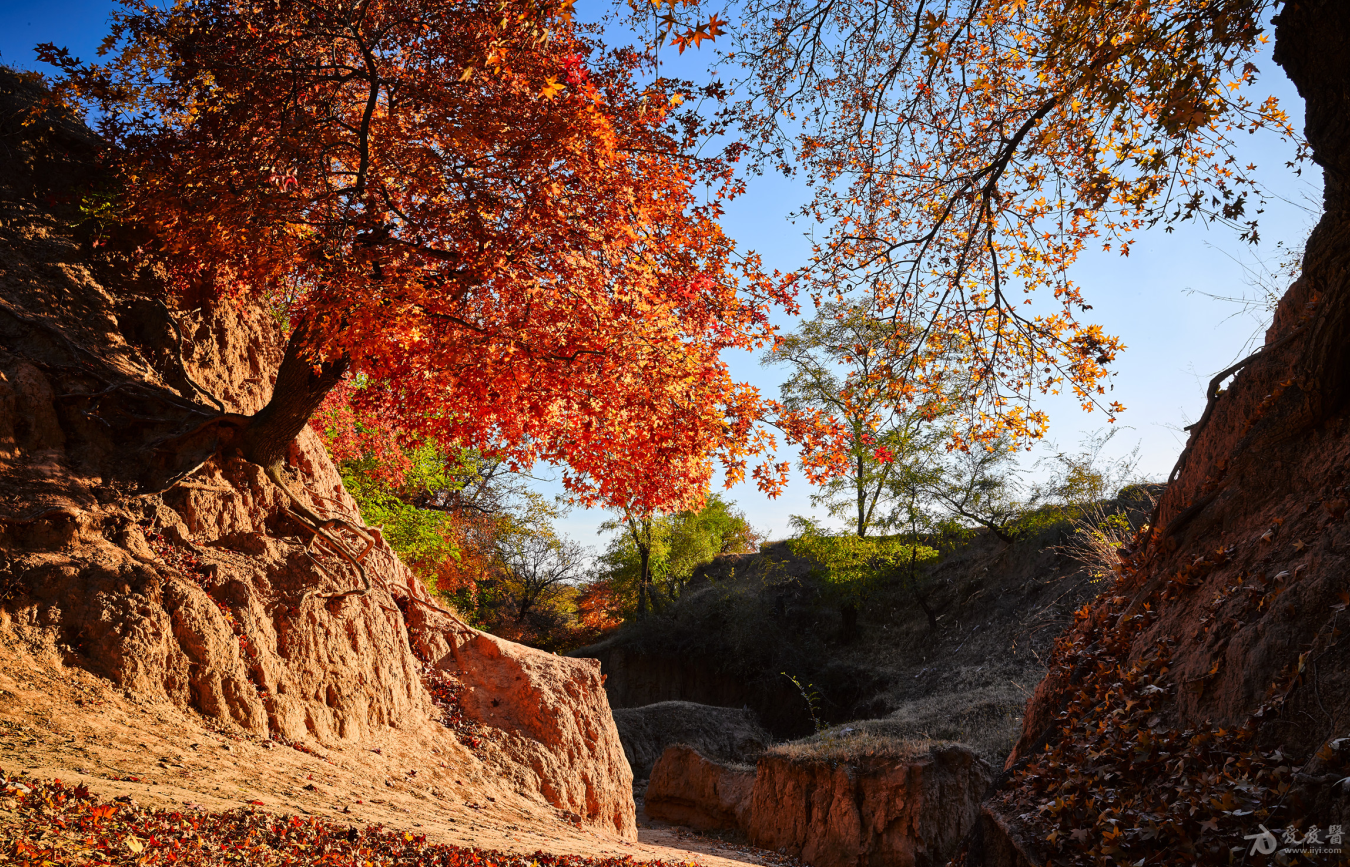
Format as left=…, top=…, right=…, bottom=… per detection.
left=724, top=0, right=1302, bottom=448
left=786, top=516, right=937, bottom=602
left=46, top=0, right=796, bottom=513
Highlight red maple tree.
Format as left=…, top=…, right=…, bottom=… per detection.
left=45, top=0, right=793, bottom=575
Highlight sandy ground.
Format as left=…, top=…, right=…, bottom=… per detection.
left=0, top=631, right=801, bottom=867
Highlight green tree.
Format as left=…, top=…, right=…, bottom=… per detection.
left=335, top=444, right=463, bottom=578
left=597, top=495, right=760, bottom=617
left=786, top=516, right=937, bottom=641
left=768, top=299, right=953, bottom=538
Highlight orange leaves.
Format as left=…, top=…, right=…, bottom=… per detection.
left=634, top=0, right=726, bottom=55
left=539, top=76, right=565, bottom=99
left=732, top=0, right=1302, bottom=450
left=2, top=773, right=686, bottom=867
left=669, top=13, right=727, bottom=53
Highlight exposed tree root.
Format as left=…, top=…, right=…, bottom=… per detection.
left=257, top=465, right=461, bottom=618
left=155, top=297, right=226, bottom=413
left=262, top=463, right=375, bottom=603
left=1139, top=309, right=1314, bottom=553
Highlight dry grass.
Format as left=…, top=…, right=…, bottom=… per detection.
left=1056, top=486, right=1157, bottom=582
left=767, top=722, right=950, bottom=764
left=875, top=685, right=1025, bottom=766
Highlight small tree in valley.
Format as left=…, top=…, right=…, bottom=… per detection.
left=769, top=299, right=954, bottom=538
left=597, top=494, right=759, bottom=617
left=494, top=499, right=588, bottom=625
left=786, top=516, right=937, bottom=641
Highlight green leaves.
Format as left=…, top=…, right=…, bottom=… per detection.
left=596, top=494, right=760, bottom=616
left=786, top=517, right=937, bottom=602
left=335, top=443, right=472, bottom=581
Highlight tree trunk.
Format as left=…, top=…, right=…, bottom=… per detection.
left=839, top=600, right=858, bottom=643
left=637, top=531, right=651, bottom=618
left=857, top=454, right=867, bottom=537
left=907, top=538, right=938, bottom=629
left=240, top=318, right=348, bottom=474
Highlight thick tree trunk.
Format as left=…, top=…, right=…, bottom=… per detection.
left=138, top=317, right=347, bottom=494
left=839, top=600, right=859, bottom=643
left=637, top=543, right=651, bottom=618
left=240, top=318, right=348, bottom=474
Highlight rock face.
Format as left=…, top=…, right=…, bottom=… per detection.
left=611, top=700, right=769, bottom=778
left=645, top=745, right=755, bottom=832
left=0, top=67, right=635, bottom=840
left=746, top=744, right=991, bottom=867
left=425, top=618, right=635, bottom=834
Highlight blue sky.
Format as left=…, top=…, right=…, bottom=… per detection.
left=0, top=0, right=1318, bottom=553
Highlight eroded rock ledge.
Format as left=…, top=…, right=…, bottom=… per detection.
left=646, top=738, right=990, bottom=867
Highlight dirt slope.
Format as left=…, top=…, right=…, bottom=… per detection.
left=580, top=523, right=1114, bottom=765
left=0, top=635, right=804, bottom=865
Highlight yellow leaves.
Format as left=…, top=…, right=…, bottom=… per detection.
left=540, top=76, right=564, bottom=99
left=725, top=0, right=1289, bottom=440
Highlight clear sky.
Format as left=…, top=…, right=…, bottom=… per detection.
left=0, top=0, right=1318, bottom=556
